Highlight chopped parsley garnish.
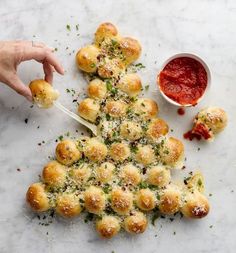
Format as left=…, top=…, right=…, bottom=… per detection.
left=66, top=24, right=71, bottom=31
left=58, top=135, right=63, bottom=141
left=84, top=213, right=94, bottom=223
left=135, top=62, right=146, bottom=70
left=139, top=181, right=148, bottom=189
left=145, top=85, right=149, bottom=91
left=151, top=212, right=159, bottom=226
left=106, top=80, right=113, bottom=91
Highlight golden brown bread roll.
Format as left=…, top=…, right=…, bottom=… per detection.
left=84, top=186, right=106, bottom=214
left=70, top=163, right=91, bottom=184
left=135, top=144, right=155, bottom=165
left=158, top=185, right=182, bottom=215
left=42, top=160, right=67, bottom=188
left=132, top=98, right=158, bottom=119
left=120, top=120, right=142, bottom=141
left=98, top=58, right=125, bottom=78
left=147, top=165, right=171, bottom=187
left=75, top=45, right=100, bottom=73
left=29, top=79, right=59, bottom=108
left=181, top=190, right=210, bottom=219
left=94, top=22, right=119, bottom=46
left=186, top=171, right=205, bottom=193
left=104, top=100, right=128, bottom=118
left=84, top=138, right=108, bottom=162
left=56, top=139, right=81, bottom=166
left=26, top=183, right=50, bottom=212
left=160, top=137, right=184, bottom=169
left=87, top=79, right=107, bottom=99
left=56, top=193, right=82, bottom=218
left=146, top=118, right=169, bottom=140
left=136, top=189, right=156, bottom=211
left=121, top=164, right=141, bottom=186
left=111, top=188, right=133, bottom=215
left=109, top=142, right=130, bottom=161
left=96, top=216, right=120, bottom=239
left=192, top=107, right=228, bottom=140
left=78, top=98, right=100, bottom=123
left=96, top=162, right=115, bottom=183
left=119, top=37, right=142, bottom=65
left=124, top=211, right=147, bottom=234
left=117, top=73, right=142, bottom=97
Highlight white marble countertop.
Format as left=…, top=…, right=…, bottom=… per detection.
left=0, top=0, right=236, bottom=252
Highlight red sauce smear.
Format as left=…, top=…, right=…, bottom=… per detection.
left=159, top=57, right=207, bottom=105
left=184, top=123, right=211, bottom=141
left=177, top=107, right=185, bottom=115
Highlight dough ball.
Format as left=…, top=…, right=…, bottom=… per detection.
left=120, top=120, right=142, bottom=141
left=29, top=79, right=59, bottom=108
left=42, top=160, right=67, bottom=188
left=181, top=191, right=210, bottom=219
left=111, top=189, right=133, bottom=215
left=147, top=165, right=171, bottom=187
left=124, top=211, right=147, bottom=234
left=84, top=186, right=106, bottom=214
left=195, top=107, right=228, bottom=135
left=158, top=186, right=182, bottom=215
left=185, top=171, right=205, bottom=193
left=76, top=45, right=100, bottom=73
left=135, top=144, right=155, bottom=165
left=87, top=79, right=107, bottom=99
left=146, top=118, right=169, bottom=139
left=78, top=98, right=100, bottom=123
left=71, top=163, right=91, bottom=184
left=104, top=100, right=128, bottom=118
left=136, top=189, right=156, bottom=211
left=121, top=164, right=141, bottom=186
left=96, top=216, right=120, bottom=239
left=160, top=137, right=184, bottom=169
left=117, top=73, right=142, bottom=97
left=97, top=119, right=120, bottom=139
left=26, top=183, right=50, bottom=212
left=132, top=98, right=158, bottom=119
left=109, top=142, right=130, bottom=161
left=56, top=139, right=81, bottom=166
left=98, top=58, right=125, bottom=78
left=96, top=162, right=115, bottom=183
left=119, top=37, right=142, bottom=65
left=84, top=138, right=108, bottom=162
left=56, top=193, right=82, bottom=218
left=95, top=22, right=118, bottom=46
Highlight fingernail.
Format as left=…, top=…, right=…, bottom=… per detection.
left=48, top=46, right=55, bottom=51
left=26, top=95, right=33, bottom=102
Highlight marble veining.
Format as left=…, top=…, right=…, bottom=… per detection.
left=0, top=0, right=236, bottom=252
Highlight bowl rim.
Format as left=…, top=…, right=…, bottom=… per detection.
left=157, top=52, right=211, bottom=107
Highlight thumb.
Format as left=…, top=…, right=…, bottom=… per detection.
left=7, top=75, right=32, bottom=102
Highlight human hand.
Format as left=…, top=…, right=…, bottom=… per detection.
left=0, top=40, right=64, bottom=101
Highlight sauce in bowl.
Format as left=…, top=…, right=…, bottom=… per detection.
left=158, top=56, right=208, bottom=106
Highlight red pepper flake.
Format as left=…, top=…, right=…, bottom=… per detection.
left=177, top=107, right=185, bottom=115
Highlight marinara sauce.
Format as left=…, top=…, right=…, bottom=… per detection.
left=159, top=57, right=207, bottom=105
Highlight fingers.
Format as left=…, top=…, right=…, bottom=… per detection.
left=42, top=51, right=64, bottom=75
left=20, top=41, right=64, bottom=75
left=43, top=61, right=54, bottom=84
left=7, top=75, right=32, bottom=102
